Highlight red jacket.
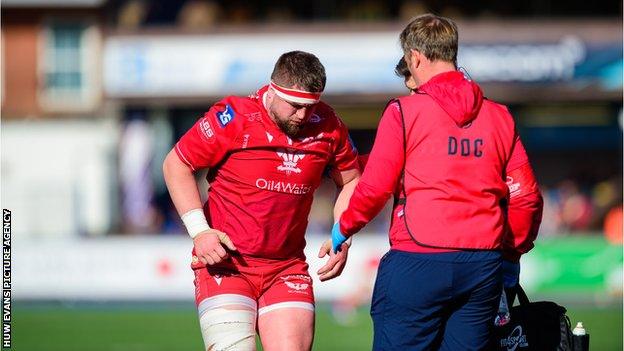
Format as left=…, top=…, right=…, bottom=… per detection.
left=341, top=71, right=542, bottom=261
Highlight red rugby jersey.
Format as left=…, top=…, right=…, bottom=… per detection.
left=176, top=86, right=359, bottom=260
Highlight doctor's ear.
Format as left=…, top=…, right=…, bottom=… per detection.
left=409, top=49, right=424, bottom=68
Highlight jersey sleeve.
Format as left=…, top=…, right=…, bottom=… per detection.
left=503, top=132, right=543, bottom=261
left=329, top=117, right=360, bottom=174
left=175, top=102, right=240, bottom=171
left=340, top=101, right=404, bottom=236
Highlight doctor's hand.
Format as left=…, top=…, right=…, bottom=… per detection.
left=317, top=238, right=350, bottom=282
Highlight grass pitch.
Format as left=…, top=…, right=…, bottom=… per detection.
left=10, top=302, right=622, bottom=350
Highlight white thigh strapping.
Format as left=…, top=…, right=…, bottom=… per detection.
left=257, top=301, right=315, bottom=316
left=197, top=294, right=257, bottom=351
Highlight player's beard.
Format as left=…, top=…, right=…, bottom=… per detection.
left=268, top=101, right=305, bottom=137
left=275, top=117, right=302, bottom=137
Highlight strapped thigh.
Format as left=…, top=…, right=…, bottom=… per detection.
left=197, top=294, right=257, bottom=351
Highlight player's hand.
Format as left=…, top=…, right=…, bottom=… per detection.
left=317, top=238, right=349, bottom=282
left=193, top=229, right=237, bottom=266
left=502, top=260, right=520, bottom=288
left=331, top=222, right=348, bottom=253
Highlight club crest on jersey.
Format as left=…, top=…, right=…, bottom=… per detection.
left=276, top=148, right=305, bottom=174
left=216, top=104, right=235, bottom=127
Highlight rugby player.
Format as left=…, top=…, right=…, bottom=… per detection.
left=163, top=51, right=360, bottom=351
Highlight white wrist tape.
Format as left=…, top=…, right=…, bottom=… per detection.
left=181, top=209, right=210, bottom=239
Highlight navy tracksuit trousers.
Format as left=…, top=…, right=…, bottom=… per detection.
left=370, top=250, right=502, bottom=351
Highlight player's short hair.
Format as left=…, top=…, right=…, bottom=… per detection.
left=399, top=13, right=458, bottom=67
left=271, top=51, right=326, bottom=93
left=394, top=57, right=410, bottom=79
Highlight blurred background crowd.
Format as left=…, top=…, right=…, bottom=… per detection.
left=4, top=0, right=621, bottom=242
left=1, top=0, right=622, bottom=245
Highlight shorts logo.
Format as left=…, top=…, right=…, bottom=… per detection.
left=280, top=275, right=311, bottom=294
left=276, top=148, right=305, bottom=174
left=213, top=275, right=223, bottom=286
left=216, top=104, right=235, bottom=127
left=500, top=325, right=529, bottom=351
left=285, top=281, right=309, bottom=291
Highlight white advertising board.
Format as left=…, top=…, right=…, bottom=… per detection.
left=104, top=32, right=590, bottom=97
left=12, top=235, right=389, bottom=301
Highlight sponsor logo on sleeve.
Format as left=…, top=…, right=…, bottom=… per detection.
left=506, top=176, right=521, bottom=198
left=198, top=118, right=215, bottom=142
left=245, top=112, right=262, bottom=122
left=216, top=104, right=235, bottom=127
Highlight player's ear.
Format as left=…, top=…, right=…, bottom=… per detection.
left=266, top=87, right=276, bottom=103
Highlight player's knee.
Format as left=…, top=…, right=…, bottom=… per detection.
left=198, top=295, right=257, bottom=351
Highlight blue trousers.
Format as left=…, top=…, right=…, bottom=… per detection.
left=370, top=250, right=502, bottom=351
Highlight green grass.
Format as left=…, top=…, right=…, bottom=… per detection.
left=8, top=302, right=621, bottom=351
left=565, top=307, right=623, bottom=351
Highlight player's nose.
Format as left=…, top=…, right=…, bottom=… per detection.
left=293, top=108, right=307, bottom=121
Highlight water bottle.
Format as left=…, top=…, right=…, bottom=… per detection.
left=494, top=288, right=510, bottom=326
left=572, top=322, right=589, bottom=351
